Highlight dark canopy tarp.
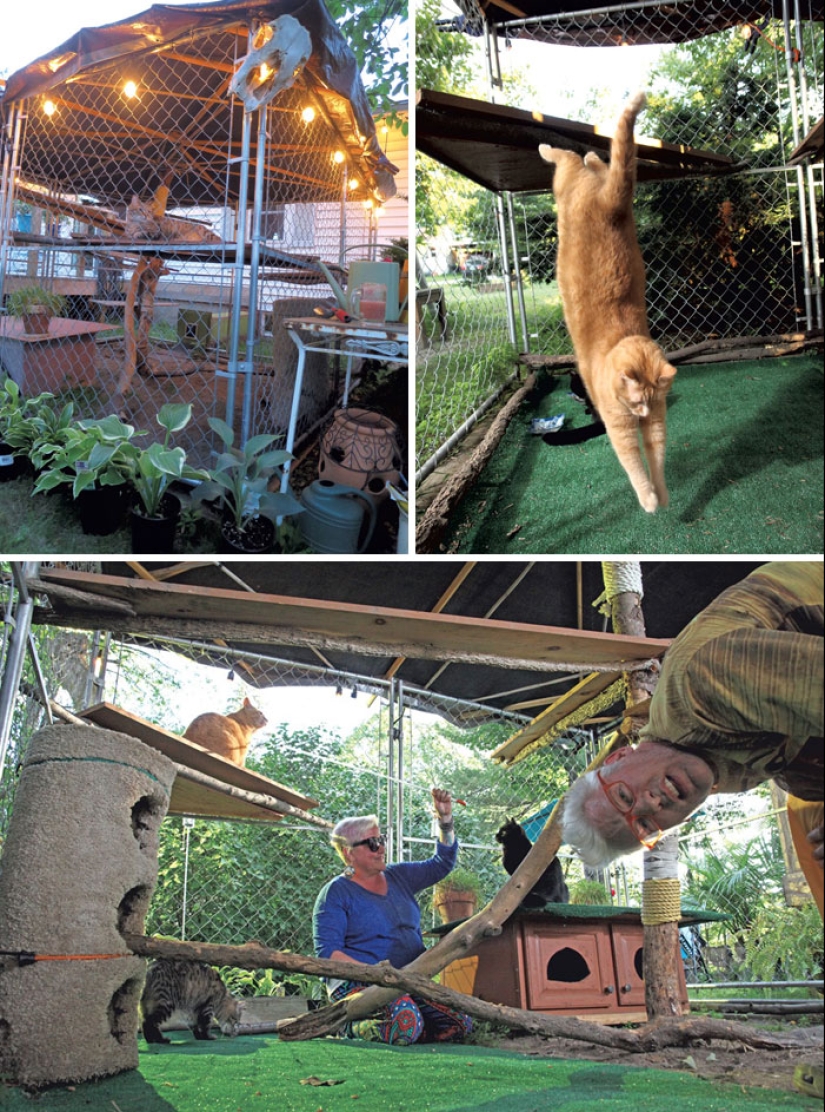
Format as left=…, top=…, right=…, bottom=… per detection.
left=451, top=0, right=825, bottom=45
left=1, top=0, right=397, bottom=205
left=416, top=88, right=736, bottom=192
left=34, top=561, right=764, bottom=727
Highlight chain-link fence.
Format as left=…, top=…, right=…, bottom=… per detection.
left=1, top=571, right=821, bottom=993
left=0, top=7, right=392, bottom=469
left=415, top=2, right=824, bottom=481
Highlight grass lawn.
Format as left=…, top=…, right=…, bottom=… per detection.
left=436, top=353, right=823, bottom=555
left=0, top=1035, right=808, bottom=1112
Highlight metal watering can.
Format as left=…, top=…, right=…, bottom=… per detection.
left=315, top=258, right=406, bottom=322
left=298, top=480, right=377, bottom=554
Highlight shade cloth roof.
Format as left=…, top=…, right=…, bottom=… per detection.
left=451, top=0, right=825, bottom=45
left=416, top=88, right=736, bottom=192
left=32, top=561, right=764, bottom=730
left=0, top=0, right=396, bottom=205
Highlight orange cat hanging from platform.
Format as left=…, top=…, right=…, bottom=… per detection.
left=539, top=93, right=677, bottom=513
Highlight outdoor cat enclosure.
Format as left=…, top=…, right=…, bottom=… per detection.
left=0, top=0, right=397, bottom=467
left=414, top=0, right=823, bottom=487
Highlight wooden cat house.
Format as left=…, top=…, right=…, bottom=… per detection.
left=433, top=904, right=727, bottom=1025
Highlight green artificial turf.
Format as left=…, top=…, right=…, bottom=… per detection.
left=438, top=354, right=823, bottom=554
left=0, top=1037, right=808, bottom=1112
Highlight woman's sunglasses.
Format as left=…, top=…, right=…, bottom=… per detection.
left=350, top=835, right=387, bottom=852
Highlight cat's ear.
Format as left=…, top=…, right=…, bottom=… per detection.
left=242, top=696, right=251, bottom=707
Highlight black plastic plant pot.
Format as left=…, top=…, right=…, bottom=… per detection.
left=130, top=495, right=180, bottom=554
left=0, top=443, right=31, bottom=482
left=76, top=484, right=128, bottom=535
left=219, top=514, right=275, bottom=555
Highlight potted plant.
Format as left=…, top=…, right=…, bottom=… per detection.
left=33, top=415, right=141, bottom=534
left=0, top=385, right=68, bottom=477
left=0, top=379, right=31, bottom=481
left=433, top=867, right=483, bottom=925
left=124, top=403, right=208, bottom=553
left=192, top=416, right=302, bottom=554
left=6, top=285, right=67, bottom=335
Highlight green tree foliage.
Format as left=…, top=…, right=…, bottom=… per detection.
left=326, top=0, right=408, bottom=113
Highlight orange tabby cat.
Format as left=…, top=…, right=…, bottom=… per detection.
left=183, top=697, right=267, bottom=766
left=539, top=92, right=677, bottom=513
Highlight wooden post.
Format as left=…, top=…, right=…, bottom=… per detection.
left=600, top=562, right=686, bottom=1019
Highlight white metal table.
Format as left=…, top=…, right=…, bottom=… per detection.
left=280, top=316, right=409, bottom=489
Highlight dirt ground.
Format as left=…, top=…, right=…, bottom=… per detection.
left=487, top=1019, right=824, bottom=1095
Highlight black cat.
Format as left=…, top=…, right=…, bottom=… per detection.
left=495, top=817, right=569, bottom=908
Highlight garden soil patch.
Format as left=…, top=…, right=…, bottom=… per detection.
left=488, top=1019, right=823, bottom=1094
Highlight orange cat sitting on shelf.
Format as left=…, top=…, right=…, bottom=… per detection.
left=183, top=698, right=267, bottom=767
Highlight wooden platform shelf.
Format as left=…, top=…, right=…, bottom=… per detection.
left=434, top=907, right=694, bottom=1025
left=0, top=318, right=117, bottom=394
left=79, top=702, right=320, bottom=824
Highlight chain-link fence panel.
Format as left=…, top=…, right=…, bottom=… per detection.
left=1, top=570, right=820, bottom=991
left=0, top=10, right=386, bottom=469
left=415, top=3, right=823, bottom=479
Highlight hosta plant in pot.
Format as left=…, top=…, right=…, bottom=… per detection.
left=33, top=415, right=142, bottom=534
left=193, top=416, right=302, bottom=553
left=0, top=385, right=71, bottom=477
left=6, top=285, right=67, bottom=335
left=0, top=379, right=31, bottom=481
left=125, top=403, right=208, bottom=553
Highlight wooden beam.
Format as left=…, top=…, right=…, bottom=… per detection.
left=35, top=570, right=672, bottom=672
left=491, top=671, right=622, bottom=764
left=78, top=702, right=318, bottom=813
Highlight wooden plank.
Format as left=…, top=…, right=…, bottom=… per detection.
left=36, top=571, right=670, bottom=670
left=168, top=777, right=288, bottom=822
left=79, top=702, right=318, bottom=812
left=492, top=672, right=622, bottom=764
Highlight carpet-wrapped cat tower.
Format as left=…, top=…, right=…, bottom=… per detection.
left=0, top=725, right=176, bottom=1088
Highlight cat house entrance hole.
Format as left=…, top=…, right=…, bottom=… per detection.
left=117, top=884, right=151, bottom=938
left=634, top=946, right=644, bottom=979
left=546, top=947, right=591, bottom=983
left=131, top=794, right=165, bottom=851
left=108, top=976, right=142, bottom=1045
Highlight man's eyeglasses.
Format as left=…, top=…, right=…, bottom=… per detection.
left=350, top=835, right=387, bottom=852
left=595, top=768, right=663, bottom=850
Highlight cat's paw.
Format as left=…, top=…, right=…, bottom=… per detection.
left=638, top=489, right=659, bottom=513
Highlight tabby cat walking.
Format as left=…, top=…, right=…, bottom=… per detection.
left=140, top=959, right=243, bottom=1043
left=539, top=92, right=677, bottom=513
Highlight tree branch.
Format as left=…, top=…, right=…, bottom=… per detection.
left=122, top=933, right=785, bottom=1052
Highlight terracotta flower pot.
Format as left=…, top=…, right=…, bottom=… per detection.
left=433, top=890, right=478, bottom=925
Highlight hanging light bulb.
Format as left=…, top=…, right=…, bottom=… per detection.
left=301, top=105, right=316, bottom=123
left=42, top=99, right=57, bottom=117
left=332, top=150, right=345, bottom=165
left=123, top=80, right=139, bottom=99
left=348, top=177, right=359, bottom=191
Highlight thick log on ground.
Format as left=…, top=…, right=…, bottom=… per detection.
left=122, top=934, right=785, bottom=1052
left=416, top=372, right=536, bottom=553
